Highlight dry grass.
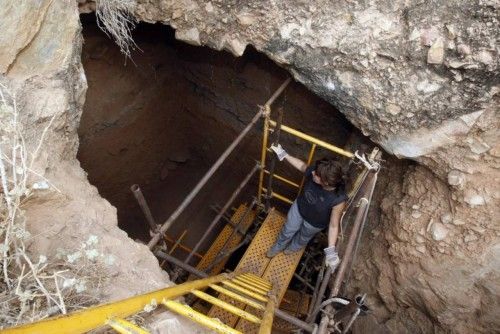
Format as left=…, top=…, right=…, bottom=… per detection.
left=0, top=83, right=107, bottom=328
left=95, top=0, right=138, bottom=58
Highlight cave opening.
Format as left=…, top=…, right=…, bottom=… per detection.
left=77, top=15, right=367, bottom=269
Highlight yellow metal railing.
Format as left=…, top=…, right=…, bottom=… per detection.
left=3, top=273, right=276, bottom=334
left=257, top=112, right=354, bottom=206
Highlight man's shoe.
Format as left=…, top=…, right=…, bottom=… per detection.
left=266, top=247, right=281, bottom=258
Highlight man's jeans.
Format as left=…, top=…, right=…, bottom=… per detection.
left=270, top=200, right=323, bottom=252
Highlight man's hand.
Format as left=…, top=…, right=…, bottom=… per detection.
left=324, top=246, right=340, bottom=271
left=270, top=144, right=288, bottom=161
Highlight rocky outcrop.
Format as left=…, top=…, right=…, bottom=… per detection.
left=131, top=0, right=499, bottom=332
left=1, top=0, right=497, bottom=332
left=134, top=0, right=498, bottom=162
left=0, top=0, right=169, bottom=305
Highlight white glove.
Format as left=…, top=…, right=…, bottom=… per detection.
left=270, top=144, right=288, bottom=161
left=324, top=246, right=340, bottom=271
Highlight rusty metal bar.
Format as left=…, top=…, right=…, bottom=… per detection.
left=258, top=107, right=270, bottom=204
left=130, top=184, right=157, bottom=232
left=258, top=78, right=292, bottom=204
left=162, top=234, right=203, bottom=259
left=265, top=106, right=284, bottom=211
left=265, top=78, right=292, bottom=108
left=331, top=198, right=369, bottom=297
left=308, top=263, right=325, bottom=317
left=298, top=143, right=317, bottom=192
left=275, top=309, right=316, bottom=333
left=148, top=109, right=264, bottom=249
left=315, top=197, right=370, bottom=334
left=340, top=173, right=379, bottom=297
left=309, top=194, right=371, bottom=319
left=160, top=230, right=188, bottom=268
left=306, top=266, right=332, bottom=323
left=184, top=163, right=261, bottom=265
left=169, top=230, right=187, bottom=255
left=156, top=251, right=208, bottom=278
left=293, top=273, right=314, bottom=291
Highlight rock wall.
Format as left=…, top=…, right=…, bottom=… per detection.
left=0, top=1, right=169, bottom=304
left=0, top=0, right=497, bottom=332
left=130, top=0, right=499, bottom=333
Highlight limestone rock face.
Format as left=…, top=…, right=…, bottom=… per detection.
left=131, top=1, right=500, bottom=333
left=135, top=0, right=498, bottom=163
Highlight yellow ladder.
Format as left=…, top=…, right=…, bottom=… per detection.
left=2, top=273, right=275, bottom=334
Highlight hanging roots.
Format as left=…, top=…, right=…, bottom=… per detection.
left=95, top=0, right=138, bottom=58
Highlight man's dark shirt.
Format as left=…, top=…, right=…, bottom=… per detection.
left=297, top=167, right=348, bottom=229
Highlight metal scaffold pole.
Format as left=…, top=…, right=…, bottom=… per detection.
left=183, top=163, right=260, bottom=265
left=257, top=78, right=291, bottom=205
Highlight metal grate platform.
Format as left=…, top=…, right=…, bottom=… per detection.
left=208, top=208, right=305, bottom=333
left=273, top=290, right=311, bottom=332
left=194, top=204, right=255, bottom=276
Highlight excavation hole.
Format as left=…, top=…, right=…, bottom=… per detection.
left=77, top=15, right=364, bottom=261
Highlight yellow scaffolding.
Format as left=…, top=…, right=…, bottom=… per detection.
left=208, top=209, right=305, bottom=333
left=3, top=273, right=276, bottom=334
left=257, top=112, right=354, bottom=206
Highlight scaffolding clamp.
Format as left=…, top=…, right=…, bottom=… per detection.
left=353, top=150, right=379, bottom=171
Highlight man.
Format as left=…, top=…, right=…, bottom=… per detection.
left=266, top=144, right=347, bottom=271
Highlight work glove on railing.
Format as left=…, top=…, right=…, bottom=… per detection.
left=270, top=144, right=288, bottom=161
left=324, top=245, right=340, bottom=271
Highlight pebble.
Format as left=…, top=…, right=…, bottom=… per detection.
left=447, top=170, right=465, bottom=186
left=412, top=210, right=422, bottom=219
left=415, top=235, right=425, bottom=244
left=464, top=191, right=486, bottom=207
left=457, top=44, right=471, bottom=55
left=427, top=38, right=445, bottom=64
left=386, top=103, right=401, bottom=115
left=431, top=222, right=449, bottom=241
left=468, top=139, right=491, bottom=154
left=416, top=245, right=426, bottom=254
left=464, top=234, right=478, bottom=243
left=205, top=2, right=214, bottom=12
left=476, top=50, right=494, bottom=65
left=469, top=225, right=486, bottom=234
left=452, top=219, right=465, bottom=226
left=441, top=213, right=453, bottom=224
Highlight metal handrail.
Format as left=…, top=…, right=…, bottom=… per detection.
left=257, top=117, right=355, bottom=207
left=269, top=120, right=354, bottom=158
